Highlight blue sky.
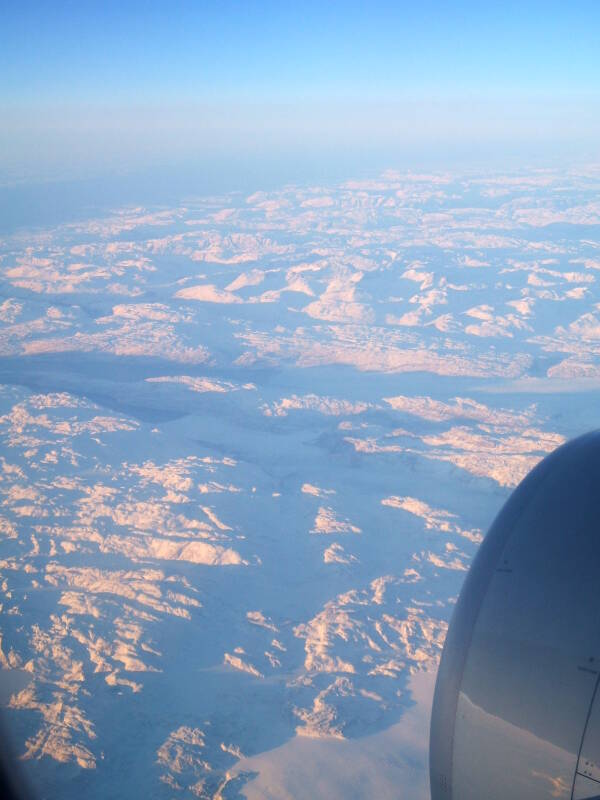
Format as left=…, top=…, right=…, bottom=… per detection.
left=1, top=1, right=599, bottom=183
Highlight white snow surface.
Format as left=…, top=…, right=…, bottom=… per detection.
left=0, top=166, right=599, bottom=798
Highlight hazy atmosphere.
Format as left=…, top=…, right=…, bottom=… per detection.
left=1, top=3, right=599, bottom=799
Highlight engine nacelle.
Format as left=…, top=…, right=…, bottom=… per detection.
left=430, top=431, right=600, bottom=800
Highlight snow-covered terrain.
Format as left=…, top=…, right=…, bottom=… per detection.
left=0, top=166, right=599, bottom=798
